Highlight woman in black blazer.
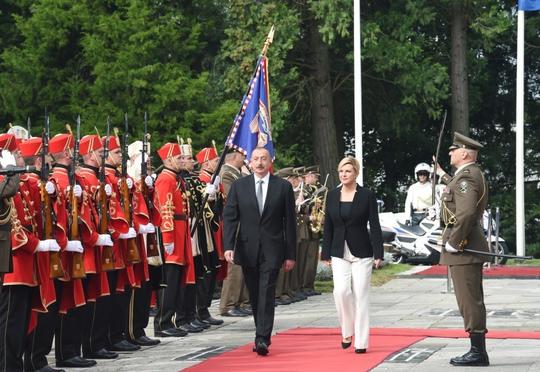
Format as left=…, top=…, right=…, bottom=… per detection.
left=321, top=156, right=383, bottom=354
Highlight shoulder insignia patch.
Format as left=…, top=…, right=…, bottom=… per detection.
left=459, top=181, right=469, bottom=193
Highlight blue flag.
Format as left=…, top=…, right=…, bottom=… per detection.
left=518, top=0, right=540, bottom=11
left=226, top=56, right=274, bottom=161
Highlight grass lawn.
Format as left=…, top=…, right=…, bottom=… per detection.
left=315, top=263, right=412, bottom=293
left=506, top=258, right=540, bottom=266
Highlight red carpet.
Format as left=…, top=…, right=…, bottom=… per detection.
left=414, top=265, right=540, bottom=278
left=184, top=327, right=540, bottom=372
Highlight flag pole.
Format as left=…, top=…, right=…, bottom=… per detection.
left=190, top=26, right=275, bottom=236
left=516, top=10, right=525, bottom=258
left=354, top=0, right=363, bottom=185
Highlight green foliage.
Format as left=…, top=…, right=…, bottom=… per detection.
left=0, top=1, right=539, bottom=246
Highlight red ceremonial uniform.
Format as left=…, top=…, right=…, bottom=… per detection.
left=131, top=179, right=150, bottom=284
left=104, top=164, right=136, bottom=290
left=50, top=165, right=86, bottom=313
left=154, top=168, right=195, bottom=284
left=22, top=173, right=57, bottom=312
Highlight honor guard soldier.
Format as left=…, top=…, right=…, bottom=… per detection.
left=77, top=134, right=123, bottom=361
left=153, top=142, right=195, bottom=337
left=125, top=140, right=161, bottom=346
left=19, top=137, right=65, bottom=372
left=219, top=150, right=251, bottom=317
left=293, top=166, right=312, bottom=299
left=273, top=167, right=295, bottom=305
left=194, top=146, right=225, bottom=326
left=435, top=132, right=490, bottom=367
left=0, top=135, right=21, bottom=283
left=47, top=132, right=95, bottom=368
left=102, top=134, right=141, bottom=352
left=175, top=142, right=205, bottom=333
left=0, top=134, right=43, bottom=372
left=302, top=165, right=323, bottom=296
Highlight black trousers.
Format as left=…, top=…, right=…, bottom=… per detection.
left=177, top=284, right=196, bottom=325
left=242, top=260, right=279, bottom=345
left=24, top=280, right=62, bottom=371
left=55, top=303, right=86, bottom=361
left=82, top=272, right=120, bottom=354
left=127, top=280, right=152, bottom=340
left=0, top=285, right=33, bottom=372
left=107, top=271, right=130, bottom=346
left=154, top=264, right=184, bottom=331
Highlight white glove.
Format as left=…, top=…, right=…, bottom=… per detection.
left=138, top=223, right=156, bottom=234
left=96, top=234, right=114, bottom=247
left=66, top=240, right=84, bottom=253
left=37, top=240, right=51, bottom=252
left=49, top=240, right=61, bottom=252
left=119, top=227, right=137, bottom=239
left=45, top=181, right=56, bottom=195
left=104, top=184, right=112, bottom=197
left=145, top=175, right=154, bottom=188
left=119, top=178, right=133, bottom=190
left=0, top=150, right=16, bottom=168
left=212, top=175, right=221, bottom=188
left=74, top=184, right=83, bottom=198
left=205, top=183, right=217, bottom=197
left=445, top=242, right=459, bottom=253
left=164, top=243, right=174, bottom=255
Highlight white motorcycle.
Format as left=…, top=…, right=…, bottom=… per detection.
left=379, top=211, right=509, bottom=265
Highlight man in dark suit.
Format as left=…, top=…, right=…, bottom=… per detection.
left=223, top=147, right=296, bottom=356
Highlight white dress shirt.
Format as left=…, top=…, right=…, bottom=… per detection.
left=254, top=172, right=270, bottom=209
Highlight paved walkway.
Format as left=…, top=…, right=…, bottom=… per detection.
left=50, top=267, right=540, bottom=371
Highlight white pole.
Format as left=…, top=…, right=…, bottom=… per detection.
left=516, top=10, right=525, bottom=258
left=354, top=0, right=363, bottom=185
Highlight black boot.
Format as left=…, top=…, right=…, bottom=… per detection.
left=450, top=332, right=489, bottom=366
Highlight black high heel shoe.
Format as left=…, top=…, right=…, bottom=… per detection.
left=355, top=348, right=366, bottom=354
left=341, top=339, right=352, bottom=349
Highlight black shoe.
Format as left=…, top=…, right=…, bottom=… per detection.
left=292, top=292, right=307, bottom=301
left=304, top=289, right=321, bottom=296
left=222, top=308, right=248, bottom=317
left=35, top=365, right=66, bottom=372
left=275, top=297, right=292, bottom=306
left=239, top=307, right=253, bottom=316
left=178, top=322, right=203, bottom=333
left=200, top=316, right=224, bottom=326
left=132, top=335, right=161, bottom=346
left=255, top=341, right=269, bottom=356
left=355, top=348, right=367, bottom=354
left=341, top=341, right=352, bottom=349
left=56, top=356, right=97, bottom=368
left=192, top=318, right=211, bottom=329
left=155, top=328, right=187, bottom=337
left=84, top=348, right=118, bottom=359
left=449, top=333, right=489, bottom=367
left=107, top=339, right=141, bottom=352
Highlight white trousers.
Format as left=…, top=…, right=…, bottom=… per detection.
left=331, top=243, right=373, bottom=349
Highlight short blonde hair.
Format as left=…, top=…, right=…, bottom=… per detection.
left=338, top=156, right=360, bottom=175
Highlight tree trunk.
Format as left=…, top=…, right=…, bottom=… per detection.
left=450, top=1, right=469, bottom=135
left=309, top=18, right=340, bottom=187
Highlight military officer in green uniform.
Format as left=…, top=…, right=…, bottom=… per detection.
left=435, top=132, right=490, bottom=367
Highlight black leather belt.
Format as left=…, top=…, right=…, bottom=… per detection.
left=174, top=214, right=187, bottom=221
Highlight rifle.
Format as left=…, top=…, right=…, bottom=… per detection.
left=41, top=116, right=65, bottom=278
left=67, top=119, right=85, bottom=278
left=141, top=112, right=159, bottom=257
left=99, top=117, right=114, bottom=271
left=120, top=114, right=141, bottom=264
